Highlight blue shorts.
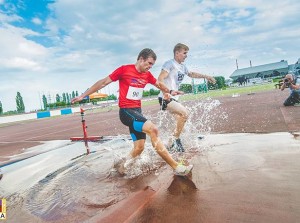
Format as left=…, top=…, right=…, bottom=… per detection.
left=119, top=108, right=147, bottom=141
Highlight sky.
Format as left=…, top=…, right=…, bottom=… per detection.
left=0, top=0, right=300, bottom=112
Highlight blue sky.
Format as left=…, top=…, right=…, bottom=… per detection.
left=0, top=0, right=300, bottom=112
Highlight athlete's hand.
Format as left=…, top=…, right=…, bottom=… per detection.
left=163, top=93, right=171, bottom=100
left=206, top=76, right=216, bottom=84
left=171, top=90, right=184, bottom=96
left=71, top=96, right=84, bottom=104
left=164, top=90, right=184, bottom=100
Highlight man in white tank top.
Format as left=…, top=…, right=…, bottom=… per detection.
left=158, top=43, right=216, bottom=152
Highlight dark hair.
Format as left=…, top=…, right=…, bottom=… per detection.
left=137, top=48, right=157, bottom=61
left=173, top=43, right=189, bottom=55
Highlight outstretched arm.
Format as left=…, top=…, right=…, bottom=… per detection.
left=188, top=71, right=216, bottom=84
left=71, top=76, right=113, bottom=103
left=154, top=81, right=184, bottom=100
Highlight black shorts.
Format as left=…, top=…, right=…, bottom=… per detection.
left=158, top=97, right=177, bottom=110
left=119, top=108, right=147, bottom=141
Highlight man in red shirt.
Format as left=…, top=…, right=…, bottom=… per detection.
left=71, top=48, right=193, bottom=176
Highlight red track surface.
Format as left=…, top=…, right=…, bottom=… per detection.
left=1, top=89, right=298, bottom=161
left=1, top=89, right=300, bottom=223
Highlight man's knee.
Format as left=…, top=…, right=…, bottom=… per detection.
left=178, top=110, right=189, bottom=121
left=134, top=145, right=144, bottom=155
left=182, top=111, right=189, bottom=120
left=143, top=121, right=159, bottom=137
left=144, top=123, right=161, bottom=149
left=149, top=124, right=159, bottom=137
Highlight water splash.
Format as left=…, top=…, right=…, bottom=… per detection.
left=109, top=98, right=226, bottom=179
left=1, top=98, right=228, bottom=222
left=148, top=97, right=228, bottom=153
left=111, top=140, right=166, bottom=179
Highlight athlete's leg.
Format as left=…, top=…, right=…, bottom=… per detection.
left=142, top=120, right=178, bottom=169
left=130, top=139, right=146, bottom=158
left=166, top=101, right=189, bottom=138
left=119, top=108, right=147, bottom=160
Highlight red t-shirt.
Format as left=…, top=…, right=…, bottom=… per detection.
left=109, top=64, right=157, bottom=108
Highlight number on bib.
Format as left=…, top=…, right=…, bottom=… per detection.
left=126, top=86, right=143, bottom=100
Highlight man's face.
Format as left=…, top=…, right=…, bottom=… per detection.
left=140, top=57, right=155, bottom=72
left=285, top=74, right=293, bottom=82
left=176, top=49, right=188, bottom=63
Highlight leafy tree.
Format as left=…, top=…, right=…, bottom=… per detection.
left=42, top=94, right=48, bottom=110
left=72, top=91, right=75, bottom=99
left=149, top=88, right=159, bottom=95
left=208, top=76, right=226, bottom=90
left=62, top=93, right=67, bottom=103
left=0, top=101, right=3, bottom=115
left=67, top=94, right=71, bottom=104
left=56, top=94, right=61, bottom=103
left=107, top=94, right=117, bottom=100
left=179, top=84, right=192, bottom=93
left=16, top=92, right=25, bottom=113
left=75, top=91, right=79, bottom=97
left=143, top=88, right=160, bottom=97
left=216, top=76, right=226, bottom=89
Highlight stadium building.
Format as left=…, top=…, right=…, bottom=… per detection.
left=230, top=59, right=300, bottom=83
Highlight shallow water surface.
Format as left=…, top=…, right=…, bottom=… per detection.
left=1, top=132, right=299, bottom=223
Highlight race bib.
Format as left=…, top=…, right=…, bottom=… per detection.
left=177, top=71, right=185, bottom=83
left=126, top=86, right=143, bottom=100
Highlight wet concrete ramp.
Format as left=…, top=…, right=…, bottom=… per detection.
left=119, top=133, right=300, bottom=223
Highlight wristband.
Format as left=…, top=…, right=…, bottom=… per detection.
left=169, top=90, right=173, bottom=94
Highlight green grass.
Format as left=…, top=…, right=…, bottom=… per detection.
left=142, top=83, right=275, bottom=106
left=183, top=83, right=275, bottom=100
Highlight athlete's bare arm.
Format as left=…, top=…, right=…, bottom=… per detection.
left=154, top=81, right=184, bottom=100
left=155, top=80, right=170, bottom=94
left=188, top=71, right=216, bottom=84
left=158, top=69, right=169, bottom=82
left=71, top=76, right=113, bottom=103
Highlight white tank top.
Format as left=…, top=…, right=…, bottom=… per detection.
left=158, top=59, right=189, bottom=100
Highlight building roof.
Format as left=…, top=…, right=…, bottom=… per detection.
left=230, top=60, right=288, bottom=78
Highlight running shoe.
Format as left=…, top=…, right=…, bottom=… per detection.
left=174, top=164, right=193, bottom=176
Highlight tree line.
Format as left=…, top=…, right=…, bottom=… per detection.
left=42, top=91, right=79, bottom=110
left=0, top=91, right=82, bottom=115
left=0, top=77, right=225, bottom=116
left=0, top=92, right=26, bottom=115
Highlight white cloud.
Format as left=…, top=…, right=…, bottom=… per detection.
left=31, top=17, right=42, bottom=25
left=236, top=9, right=251, bottom=17
left=0, top=0, right=300, bottom=112
left=0, top=57, right=44, bottom=71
